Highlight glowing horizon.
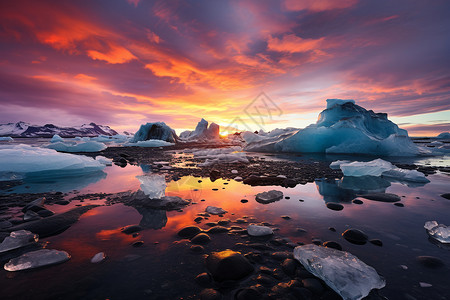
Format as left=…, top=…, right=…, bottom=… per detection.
left=0, top=0, right=449, bottom=136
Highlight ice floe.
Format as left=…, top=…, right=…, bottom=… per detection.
left=125, top=140, right=175, bottom=147
left=424, top=221, right=450, bottom=243
left=137, top=174, right=167, bottom=199
left=45, top=141, right=107, bottom=152
left=294, top=244, right=385, bottom=300
left=4, top=249, right=70, bottom=271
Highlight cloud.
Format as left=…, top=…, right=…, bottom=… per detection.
left=283, top=0, right=358, bottom=12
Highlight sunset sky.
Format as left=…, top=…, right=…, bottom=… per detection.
left=0, top=0, right=449, bottom=136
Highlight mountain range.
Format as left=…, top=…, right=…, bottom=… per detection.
left=0, top=122, right=118, bottom=137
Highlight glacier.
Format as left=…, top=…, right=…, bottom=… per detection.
left=294, top=244, right=385, bottom=300
left=131, top=122, right=178, bottom=143
left=334, top=159, right=430, bottom=183
left=244, top=99, right=425, bottom=156
left=0, top=144, right=105, bottom=181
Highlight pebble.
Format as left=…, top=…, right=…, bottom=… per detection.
left=419, top=282, right=432, bottom=288
left=190, top=233, right=211, bottom=244
left=369, top=239, right=383, bottom=247
left=342, top=228, right=368, bottom=245
left=206, top=249, right=254, bottom=282
left=281, top=215, right=291, bottom=220
left=90, top=252, right=106, bottom=263
left=200, top=288, right=221, bottom=300
left=178, top=226, right=202, bottom=238
left=394, top=203, right=404, bottom=207
left=352, top=199, right=364, bottom=204
left=132, top=241, right=144, bottom=247
left=323, top=241, right=342, bottom=250
left=240, top=199, right=248, bottom=203
left=326, top=202, right=344, bottom=211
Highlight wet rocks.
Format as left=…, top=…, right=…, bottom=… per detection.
left=206, top=249, right=254, bottom=282
left=255, top=190, right=284, bottom=204
left=121, top=225, right=142, bottom=234
left=200, top=288, right=221, bottom=300
left=352, top=199, right=364, bottom=204
left=191, top=233, right=211, bottom=244
left=360, top=193, right=401, bottom=203
left=323, top=241, right=342, bottom=251
left=205, top=206, right=227, bottom=215
left=0, top=230, right=38, bottom=253
left=235, top=287, right=262, bottom=300
left=247, top=224, right=273, bottom=236
left=342, top=229, right=368, bottom=245
left=91, top=252, right=106, bottom=263
left=4, top=249, right=71, bottom=271
left=441, top=193, right=450, bottom=200
left=281, top=258, right=298, bottom=276
left=207, top=226, right=229, bottom=234
left=326, top=203, right=344, bottom=211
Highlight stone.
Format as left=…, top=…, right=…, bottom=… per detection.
left=121, top=225, right=142, bottom=234
left=206, top=250, right=254, bottom=282
left=342, top=229, right=368, bottom=245
left=323, top=241, right=343, bottom=251
left=205, top=206, right=227, bottom=215
left=255, top=190, right=283, bottom=204
left=4, top=249, right=70, bottom=271
left=247, top=224, right=273, bottom=236
left=326, top=203, right=344, bottom=211
left=191, top=233, right=211, bottom=244
left=200, top=288, right=221, bottom=300
left=360, top=193, right=401, bottom=203
left=0, top=230, right=39, bottom=253
left=91, top=252, right=106, bottom=263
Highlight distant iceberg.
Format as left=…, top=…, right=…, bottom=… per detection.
left=45, top=141, right=107, bottom=152
left=179, top=118, right=220, bottom=141
left=245, top=99, right=425, bottom=156
left=125, top=140, right=174, bottom=147
left=131, top=122, right=178, bottom=143
left=0, top=144, right=105, bottom=181
left=436, top=132, right=450, bottom=139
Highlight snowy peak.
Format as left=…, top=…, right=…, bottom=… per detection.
left=0, top=122, right=118, bottom=137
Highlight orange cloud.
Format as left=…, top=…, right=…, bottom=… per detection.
left=267, top=34, right=325, bottom=53
left=87, top=43, right=137, bottom=64
left=74, top=74, right=97, bottom=82
left=283, top=0, right=358, bottom=12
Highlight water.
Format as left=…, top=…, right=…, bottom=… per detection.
left=0, top=142, right=449, bottom=299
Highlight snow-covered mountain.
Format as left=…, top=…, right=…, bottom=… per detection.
left=0, top=122, right=118, bottom=137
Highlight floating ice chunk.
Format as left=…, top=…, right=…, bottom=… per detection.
left=255, top=190, right=283, bottom=204
left=4, top=249, right=70, bottom=271
left=137, top=174, right=167, bottom=199
left=382, top=168, right=430, bottom=183
left=339, top=159, right=393, bottom=177
left=91, top=252, right=106, bottom=263
left=95, top=156, right=113, bottom=166
left=198, top=153, right=248, bottom=166
left=45, top=141, right=107, bottom=152
left=0, top=137, right=14, bottom=141
left=424, top=221, right=450, bottom=243
left=125, top=140, right=175, bottom=147
left=294, top=244, right=385, bottom=300
left=329, top=160, right=351, bottom=170
left=50, top=134, right=64, bottom=143
left=0, top=230, right=39, bottom=253
left=0, top=144, right=105, bottom=181
left=247, top=224, right=273, bottom=236
left=205, top=206, right=227, bottom=215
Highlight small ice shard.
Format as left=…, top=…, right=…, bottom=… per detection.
left=0, top=230, right=39, bottom=253
left=4, top=249, right=70, bottom=271
left=424, top=221, right=450, bottom=243
left=137, top=174, right=167, bottom=199
left=205, top=206, right=227, bottom=215
left=329, top=160, right=351, bottom=170
left=419, top=282, right=432, bottom=288
left=91, top=252, right=106, bottom=263
left=294, top=244, right=385, bottom=300
left=339, top=159, right=393, bottom=177
left=95, top=156, right=113, bottom=166
left=255, top=190, right=284, bottom=204
left=276, top=174, right=287, bottom=178
left=400, top=265, right=408, bottom=270
left=247, top=224, right=273, bottom=236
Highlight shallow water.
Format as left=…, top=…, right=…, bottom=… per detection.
left=0, top=147, right=449, bottom=299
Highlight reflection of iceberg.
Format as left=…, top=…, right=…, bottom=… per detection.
left=8, top=170, right=107, bottom=193
left=316, top=177, right=390, bottom=202
left=135, top=206, right=167, bottom=230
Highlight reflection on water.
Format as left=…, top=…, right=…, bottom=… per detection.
left=1, top=153, right=449, bottom=300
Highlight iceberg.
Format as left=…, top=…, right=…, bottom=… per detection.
left=131, top=122, right=178, bottom=143
left=294, top=244, right=385, bottom=300
left=245, top=99, right=424, bottom=156
left=0, top=144, right=105, bottom=181
left=95, top=156, right=113, bottom=166
left=4, top=249, right=70, bottom=271
left=424, top=221, right=450, bottom=243
left=189, top=146, right=249, bottom=166
left=50, top=134, right=64, bottom=143
left=0, top=230, right=39, bottom=253
left=45, top=141, right=107, bottom=152
left=137, top=174, right=167, bottom=199
left=0, top=136, right=14, bottom=141
left=179, top=118, right=221, bottom=141
left=335, top=159, right=430, bottom=183
left=436, top=132, right=450, bottom=139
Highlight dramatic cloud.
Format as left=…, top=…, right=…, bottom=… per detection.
left=0, top=0, right=449, bottom=135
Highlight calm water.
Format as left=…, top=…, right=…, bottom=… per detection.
left=0, top=142, right=449, bottom=299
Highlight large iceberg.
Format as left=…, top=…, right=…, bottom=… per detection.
left=334, top=159, right=430, bottom=183
left=245, top=99, right=424, bottom=156
left=45, top=141, right=107, bottom=152
left=294, top=244, right=385, bottom=300
left=179, top=118, right=220, bottom=141
left=0, top=144, right=105, bottom=181
left=131, top=122, right=178, bottom=143
left=436, top=132, right=450, bottom=139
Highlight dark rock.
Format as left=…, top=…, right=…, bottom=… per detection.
left=206, top=249, right=254, bottom=282
left=210, top=170, right=221, bottom=182
left=37, top=208, right=54, bottom=218
left=302, top=278, right=324, bottom=295
left=195, top=273, right=212, bottom=287
left=369, top=239, right=383, bottom=247
left=132, top=241, right=144, bottom=247
left=55, top=200, right=70, bottom=205
left=394, top=203, right=404, bottom=207
left=328, top=227, right=336, bottom=232
left=271, top=251, right=290, bottom=261
left=326, top=203, right=344, bottom=211
left=205, top=222, right=218, bottom=227
left=342, top=229, right=368, bottom=245
left=6, top=205, right=98, bottom=238
left=256, top=274, right=275, bottom=286
left=312, top=239, right=322, bottom=246
left=200, top=288, right=222, bottom=300
left=416, top=256, right=445, bottom=268
left=218, top=219, right=230, bottom=226
left=195, top=217, right=204, bottom=223
left=190, top=245, right=204, bottom=253
left=323, top=241, right=342, bottom=251
left=121, top=225, right=142, bottom=234
left=191, top=233, right=211, bottom=244
left=235, top=287, right=262, bottom=300
left=352, top=199, right=364, bottom=204
left=360, top=193, right=401, bottom=203
left=240, top=199, right=248, bottom=203
left=282, top=258, right=298, bottom=276
left=281, top=215, right=291, bottom=220
left=440, top=193, right=450, bottom=200
left=291, top=287, right=313, bottom=300
left=178, top=226, right=202, bottom=238
left=207, top=226, right=229, bottom=234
